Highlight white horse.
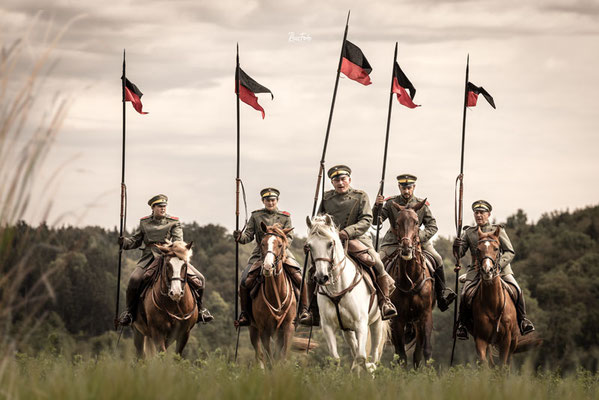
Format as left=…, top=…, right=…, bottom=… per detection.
left=306, top=215, right=389, bottom=373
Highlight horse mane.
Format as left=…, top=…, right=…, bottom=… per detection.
left=308, top=215, right=338, bottom=240
left=266, top=224, right=289, bottom=247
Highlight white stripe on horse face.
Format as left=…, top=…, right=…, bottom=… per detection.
left=264, top=236, right=275, bottom=268
left=169, top=257, right=185, bottom=300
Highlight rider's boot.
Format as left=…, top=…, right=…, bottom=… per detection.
left=194, top=287, right=214, bottom=324
left=299, top=277, right=319, bottom=326
left=118, top=272, right=143, bottom=327
left=434, top=265, right=457, bottom=312
left=456, top=318, right=469, bottom=340
left=235, top=283, right=252, bottom=327
left=515, top=294, right=535, bottom=335
left=377, top=275, right=398, bottom=320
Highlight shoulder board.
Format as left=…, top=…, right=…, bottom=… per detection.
left=279, top=211, right=290, bottom=216
left=492, top=223, right=505, bottom=229
left=384, top=196, right=393, bottom=201
left=352, top=189, right=366, bottom=195
left=463, top=225, right=473, bottom=231
left=323, top=190, right=335, bottom=200
left=166, top=215, right=179, bottom=220
left=140, top=215, right=152, bottom=220
left=252, top=209, right=263, bottom=214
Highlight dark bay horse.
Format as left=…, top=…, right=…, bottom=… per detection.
left=387, top=199, right=435, bottom=367
left=249, top=223, right=297, bottom=368
left=132, top=240, right=198, bottom=357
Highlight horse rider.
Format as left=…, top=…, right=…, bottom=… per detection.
left=299, top=165, right=398, bottom=326
left=117, top=194, right=213, bottom=326
left=373, top=174, right=457, bottom=311
left=233, top=188, right=308, bottom=327
left=452, top=200, right=535, bottom=339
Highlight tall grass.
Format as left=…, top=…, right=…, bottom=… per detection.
left=0, top=16, right=75, bottom=375
left=0, top=352, right=597, bottom=400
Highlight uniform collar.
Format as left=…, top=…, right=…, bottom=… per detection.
left=334, top=187, right=353, bottom=196
left=264, top=207, right=278, bottom=214
left=397, top=194, right=413, bottom=205
left=152, top=214, right=165, bottom=222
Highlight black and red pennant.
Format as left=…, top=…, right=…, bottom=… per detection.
left=467, top=82, right=496, bottom=109
left=392, top=62, right=419, bottom=109
left=340, top=40, right=372, bottom=86
left=122, top=77, right=148, bottom=114
left=236, top=67, right=273, bottom=119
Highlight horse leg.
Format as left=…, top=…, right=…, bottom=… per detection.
left=260, top=329, right=273, bottom=368
left=390, top=318, right=407, bottom=366
left=413, top=324, right=423, bottom=369
left=249, top=326, right=265, bottom=370
left=351, top=321, right=369, bottom=375
left=322, top=323, right=341, bottom=365
left=369, top=318, right=384, bottom=365
left=175, top=331, right=190, bottom=356
left=278, top=323, right=293, bottom=362
left=341, top=330, right=359, bottom=360
left=422, top=311, right=433, bottom=364
left=498, top=332, right=512, bottom=367
left=475, top=337, right=488, bottom=367
left=132, top=327, right=145, bottom=359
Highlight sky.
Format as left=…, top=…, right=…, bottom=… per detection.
left=2, top=0, right=599, bottom=238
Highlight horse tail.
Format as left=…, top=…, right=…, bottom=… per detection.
left=291, top=337, right=319, bottom=352
left=513, top=333, right=543, bottom=354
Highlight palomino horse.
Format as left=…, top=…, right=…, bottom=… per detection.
left=249, top=223, right=297, bottom=368
left=306, top=215, right=388, bottom=374
left=387, top=199, right=435, bottom=367
left=468, top=226, right=520, bottom=366
left=132, top=240, right=198, bottom=357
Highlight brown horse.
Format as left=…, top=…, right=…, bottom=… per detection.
left=387, top=199, right=435, bottom=367
left=248, top=223, right=297, bottom=368
left=132, top=240, right=198, bottom=358
left=469, top=227, right=520, bottom=366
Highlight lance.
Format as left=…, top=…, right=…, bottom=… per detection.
left=234, top=43, right=242, bottom=361
left=296, top=11, right=351, bottom=349
left=374, top=42, right=398, bottom=251
left=450, top=54, right=469, bottom=366
left=114, top=49, right=127, bottom=330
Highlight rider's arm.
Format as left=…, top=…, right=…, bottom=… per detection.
left=170, top=221, right=183, bottom=242
left=498, top=227, right=515, bottom=268
left=238, top=213, right=256, bottom=244
left=122, top=225, right=144, bottom=250
left=343, top=194, right=373, bottom=239
left=419, top=204, right=439, bottom=243
left=372, top=199, right=389, bottom=225
left=283, top=215, right=294, bottom=243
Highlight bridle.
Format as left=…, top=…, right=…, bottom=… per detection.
left=262, top=231, right=286, bottom=277
left=310, top=235, right=347, bottom=285
left=476, top=237, right=501, bottom=281
left=160, top=254, right=189, bottom=295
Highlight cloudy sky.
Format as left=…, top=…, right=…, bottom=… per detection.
left=2, top=0, right=599, bottom=238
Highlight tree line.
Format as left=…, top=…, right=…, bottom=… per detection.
left=1, top=205, right=598, bottom=371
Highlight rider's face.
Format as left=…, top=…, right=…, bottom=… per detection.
left=399, top=184, right=415, bottom=199
left=152, top=204, right=167, bottom=218
left=332, top=175, right=351, bottom=194
left=262, top=197, right=278, bottom=211
left=474, top=210, right=490, bottom=226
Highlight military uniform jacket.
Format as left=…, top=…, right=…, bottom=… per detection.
left=122, top=214, right=183, bottom=269
left=318, top=187, right=373, bottom=247
left=455, top=222, right=515, bottom=280
left=238, top=208, right=296, bottom=264
left=374, top=195, right=438, bottom=249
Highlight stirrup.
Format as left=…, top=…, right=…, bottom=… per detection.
left=299, top=310, right=319, bottom=327
left=118, top=311, right=133, bottom=327
left=520, top=318, right=535, bottom=335
left=235, top=312, right=250, bottom=327
left=456, top=324, right=469, bottom=340
left=199, top=308, right=214, bottom=324
left=381, top=302, right=398, bottom=320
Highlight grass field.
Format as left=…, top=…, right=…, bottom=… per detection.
left=1, top=349, right=597, bottom=400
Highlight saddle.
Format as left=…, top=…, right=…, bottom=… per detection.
left=247, top=260, right=302, bottom=300
left=384, top=248, right=436, bottom=280
left=345, top=239, right=376, bottom=295
left=460, top=275, right=518, bottom=330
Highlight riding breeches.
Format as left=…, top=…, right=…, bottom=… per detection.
left=380, top=241, right=443, bottom=268
left=241, top=249, right=300, bottom=287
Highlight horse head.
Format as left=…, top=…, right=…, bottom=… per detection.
left=259, top=222, right=292, bottom=277
left=306, top=214, right=344, bottom=286
left=392, top=198, right=426, bottom=260
left=155, top=240, right=193, bottom=301
left=476, top=226, right=502, bottom=281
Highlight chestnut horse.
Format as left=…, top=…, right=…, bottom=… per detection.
left=469, top=226, right=520, bottom=366
left=387, top=199, right=435, bottom=367
left=132, top=240, right=198, bottom=358
left=249, top=223, right=297, bottom=368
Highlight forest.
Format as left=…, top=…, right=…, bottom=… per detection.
left=1, top=205, right=598, bottom=372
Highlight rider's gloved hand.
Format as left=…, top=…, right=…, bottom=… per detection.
left=233, top=230, right=242, bottom=242
left=118, top=236, right=125, bottom=247
left=339, top=230, right=349, bottom=242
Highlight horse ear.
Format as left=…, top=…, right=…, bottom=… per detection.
left=260, top=221, right=268, bottom=233
left=283, top=227, right=294, bottom=236
left=392, top=201, right=405, bottom=211
left=306, top=216, right=312, bottom=228
left=325, top=214, right=333, bottom=226
left=165, top=238, right=173, bottom=245
left=493, top=226, right=501, bottom=237
left=477, top=226, right=484, bottom=237
left=155, top=244, right=170, bottom=254
left=413, top=198, right=427, bottom=212
left=186, top=241, right=193, bottom=250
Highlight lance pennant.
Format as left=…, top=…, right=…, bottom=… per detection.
left=236, top=67, right=273, bottom=119
left=122, top=77, right=148, bottom=114
left=340, top=40, right=372, bottom=85
left=467, top=82, right=496, bottom=109
left=392, top=61, right=419, bottom=109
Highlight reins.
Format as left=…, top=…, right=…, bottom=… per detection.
left=151, top=255, right=198, bottom=322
